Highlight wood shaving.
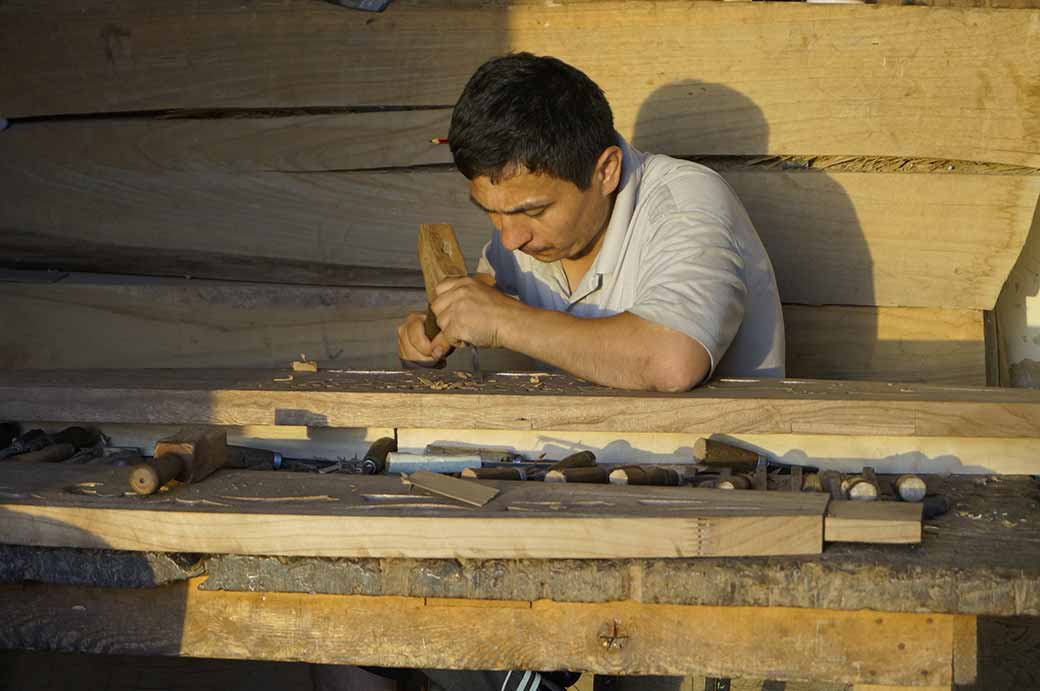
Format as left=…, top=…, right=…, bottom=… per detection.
left=273, top=376, right=293, bottom=383
left=175, top=498, right=231, bottom=507
left=218, top=494, right=339, bottom=503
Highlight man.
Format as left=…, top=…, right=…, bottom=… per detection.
left=397, top=53, right=784, bottom=691
left=398, top=53, right=785, bottom=389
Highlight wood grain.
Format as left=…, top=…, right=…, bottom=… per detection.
left=824, top=500, right=923, bottom=544
left=0, top=576, right=961, bottom=685
left=1, top=2, right=1037, bottom=168
left=2, top=160, right=1034, bottom=309
left=0, top=275, right=987, bottom=384
left=0, top=464, right=826, bottom=558
left=2, top=369, right=1039, bottom=438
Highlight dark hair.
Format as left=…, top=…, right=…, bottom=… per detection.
left=449, top=53, right=615, bottom=189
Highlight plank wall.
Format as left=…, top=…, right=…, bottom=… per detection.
left=1, top=0, right=1039, bottom=385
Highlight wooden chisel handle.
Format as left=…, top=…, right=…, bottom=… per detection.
left=424, top=304, right=441, bottom=341
left=130, top=453, right=184, bottom=495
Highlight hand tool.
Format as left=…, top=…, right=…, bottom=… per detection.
left=462, top=466, right=531, bottom=480
left=693, top=437, right=763, bottom=471
left=544, top=466, right=610, bottom=483
left=319, top=437, right=398, bottom=474
left=227, top=445, right=283, bottom=470
left=0, top=426, right=98, bottom=460
left=842, top=467, right=879, bottom=501
left=608, top=465, right=681, bottom=486
left=417, top=223, right=484, bottom=382
left=13, top=443, right=77, bottom=463
left=386, top=451, right=481, bottom=474
left=129, top=428, right=228, bottom=495
left=893, top=474, right=927, bottom=502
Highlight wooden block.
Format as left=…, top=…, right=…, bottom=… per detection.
left=825, top=501, right=923, bottom=544
left=403, top=470, right=499, bottom=507
left=417, top=224, right=467, bottom=305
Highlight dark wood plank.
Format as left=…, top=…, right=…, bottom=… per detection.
left=1, top=369, right=1039, bottom=437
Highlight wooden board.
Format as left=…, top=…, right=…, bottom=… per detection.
left=0, top=464, right=827, bottom=558
left=0, top=577, right=961, bottom=686
left=0, top=274, right=986, bottom=384
left=2, top=369, right=1040, bottom=438
left=2, top=162, right=1036, bottom=310
left=824, top=500, right=923, bottom=544
left=1, top=2, right=1037, bottom=168
left=784, top=305, right=985, bottom=385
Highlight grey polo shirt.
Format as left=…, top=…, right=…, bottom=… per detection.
left=476, top=137, right=785, bottom=380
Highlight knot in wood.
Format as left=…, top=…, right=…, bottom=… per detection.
left=598, top=620, right=629, bottom=651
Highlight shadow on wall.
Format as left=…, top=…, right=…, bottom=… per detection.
left=630, top=80, right=874, bottom=380
left=996, top=195, right=1040, bottom=388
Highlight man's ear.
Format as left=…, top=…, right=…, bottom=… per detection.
left=594, top=145, right=623, bottom=197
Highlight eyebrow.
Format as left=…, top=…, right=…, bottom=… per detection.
left=469, top=195, right=552, bottom=215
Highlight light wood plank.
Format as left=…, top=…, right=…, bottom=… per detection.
left=1, top=2, right=1037, bottom=168
left=784, top=305, right=985, bottom=385
left=0, top=577, right=959, bottom=685
left=0, top=465, right=826, bottom=558
left=824, top=500, right=923, bottom=544
left=0, top=275, right=987, bottom=384
left=2, top=369, right=1040, bottom=438
left=2, top=164, right=1036, bottom=309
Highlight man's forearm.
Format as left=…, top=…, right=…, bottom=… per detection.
left=498, top=303, right=709, bottom=391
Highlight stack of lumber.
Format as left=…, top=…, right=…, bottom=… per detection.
left=1, top=0, right=1038, bottom=384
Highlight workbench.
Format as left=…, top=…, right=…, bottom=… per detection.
left=1, top=370, right=1038, bottom=689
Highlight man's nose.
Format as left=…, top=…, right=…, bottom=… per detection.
left=497, top=215, right=531, bottom=251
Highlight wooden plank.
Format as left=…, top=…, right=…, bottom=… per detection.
left=404, top=470, right=500, bottom=507
left=2, top=369, right=1040, bottom=438
left=824, top=500, right=923, bottom=544
left=0, top=464, right=826, bottom=558
left=784, top=305, right=985, bottom=385
left=2, top=162, right=1034, bottom=310
left=1, top=2, right=1037, bottom=168
left=0, top=577, right=958, bottom=685
left=0, top=275, right=987, bottom=384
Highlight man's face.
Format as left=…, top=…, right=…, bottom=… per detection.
left=468, top=150, right=621, bottom=263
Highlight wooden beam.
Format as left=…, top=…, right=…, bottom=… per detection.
left=0, top=275, right=987, bottom=384
left=824, top=500, right=923, bottom=544
left=0, top=577, right=963, bottom=685
left=1, top=2, right=1037, bottom=168
left=2, top=369, right=1039, bottom=438
left=2, top=160, right=1035, bottom=310
left=0, top=464, right=827, bottom=558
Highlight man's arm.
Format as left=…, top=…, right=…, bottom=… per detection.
left=428, top=277, right=710, bottom=391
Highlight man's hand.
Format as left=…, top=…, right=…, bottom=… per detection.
left=397, top=311, right=454, bottom=366
left=430, top=274, right=521, bottom=349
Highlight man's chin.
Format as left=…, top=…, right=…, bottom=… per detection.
left=522, top=248, right=559, bottom=262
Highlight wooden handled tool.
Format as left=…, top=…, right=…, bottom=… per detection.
left=608, top=465, right=681, bottom=486
left=418, top=223, right=468, bottom=341
left=693, top=438, right=764, bottom=472
left=129, top=428, right=228, bottom=495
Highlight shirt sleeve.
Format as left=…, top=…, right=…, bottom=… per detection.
left=627, top=209, right=747, bottom=379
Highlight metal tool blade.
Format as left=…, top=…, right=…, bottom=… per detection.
left=470, top=345, right=484, bottom=383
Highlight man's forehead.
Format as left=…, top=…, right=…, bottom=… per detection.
left=469, top=169, right=568, bottom=211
